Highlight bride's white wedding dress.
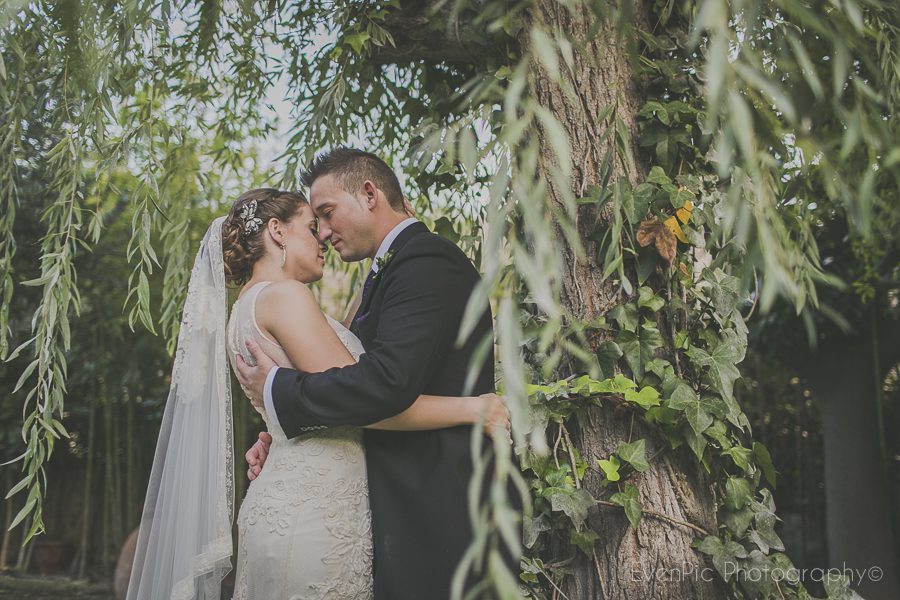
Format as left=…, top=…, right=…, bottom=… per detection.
left=226, top=281, right=374, bottom=600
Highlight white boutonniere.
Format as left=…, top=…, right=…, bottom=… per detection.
left=373, top=249, right=396, bottom=282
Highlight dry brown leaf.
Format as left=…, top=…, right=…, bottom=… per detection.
left=636, top=216, right=677, bottom=266
left=636, top=217, right=662, bottom=247
left=655, top=224, right=677, bottom=265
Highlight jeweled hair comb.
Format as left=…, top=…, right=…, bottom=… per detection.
left=240, top=199, right=263, bottom=235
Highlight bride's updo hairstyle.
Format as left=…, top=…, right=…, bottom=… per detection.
left=221, top=188, right=308, bottom=286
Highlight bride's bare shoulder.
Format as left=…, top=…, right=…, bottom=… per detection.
left=255, top=280, right=322, bottom=327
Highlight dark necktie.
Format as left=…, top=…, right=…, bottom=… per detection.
left=352, top=268, right=377, bottom=330
left=362, top=268, right=376, bottom=301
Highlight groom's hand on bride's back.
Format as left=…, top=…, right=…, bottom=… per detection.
left=235, top=339, right=277, bottom=410
left=246, top=431, right=272, bottom=481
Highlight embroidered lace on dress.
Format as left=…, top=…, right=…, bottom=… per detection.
left=226, top=282, right=373, bottom=600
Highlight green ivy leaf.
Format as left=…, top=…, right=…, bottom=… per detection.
left=823, top=571, right=858, bottom=599
left=705, top=419, right=733, bottom=449
left=669, top=186, right=694, bottom=209
left=523, top=514, right=551, bottom=549
left=703, top=268, right=743, bottom=322
left=623, top=386, right=661, bottom=409
left=526, top=380, right=568, bottom=397
left=632, top=183, right=654, bottom=222
left=618, top=321, right=663, bottom=380
left=647, top=165, right=671, bottom=186
left=548, top=487, right=595, bottom=530
left=749, top=508, right=785, bottom=553
left=720, top=506, right=754, bottom=537
left=697, top=535, right=749, bottom=579
left=597, top=455, right=621, bottom=482
left=617, top=438, right=650, bottom=472
left=635, top=247, right=660, bottom=285
left=723, top=446, right=752, bottom=472
left=645, top=357, right=675, bottom=386
left=637, top=286, right=665, bottom=312
left=666, top=383, right=714, bottom=435
left=610, top=483, right=642, bottom=530
left=570, top=529, right=600, bottom=555
left=753, top=442, right=777, bottom=488
left=608, top=303, right=639, bottom=332
left=685, top=333, right=743, bottom=401
left=569, top=374, right=594, bottom=395
left=583, top=373, right=636, bottom=394
left=639, top=100, right=669, bottom=124
left=595, top=341, right=622, bottom=379
left=724, top=477, right=752, bottom=510
left=683, top=425, right=707, bottom=461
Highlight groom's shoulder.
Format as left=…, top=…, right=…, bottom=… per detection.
left=394, top=230, right=480, bottom=279
left=399, top=228, right=472, bottom=265
left=390, top=230, right=481, bottom=290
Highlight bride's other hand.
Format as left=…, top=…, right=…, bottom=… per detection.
left=474, top=393, right=511, bottom=442
left=246, top=431, right=272, bottom=481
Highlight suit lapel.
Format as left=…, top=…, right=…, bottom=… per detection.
left=351, top=221, right=430, bottom=335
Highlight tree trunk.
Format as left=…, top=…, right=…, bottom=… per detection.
left=125, top=386, right=136, bottom=528
left=524, top=3, right=721, bottom=598
left=0, top=469, right=12, bottom=569
left=800, top=337, right=900, bottom=600
left=74, top=398, right=96, bottom=579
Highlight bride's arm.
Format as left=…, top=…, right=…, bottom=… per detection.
left=257, top=280, right=506, bottom=432
left=365, top=392, right=507, bottom=432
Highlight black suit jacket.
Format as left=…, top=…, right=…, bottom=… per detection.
left=272, top=221, right=497, bottom=599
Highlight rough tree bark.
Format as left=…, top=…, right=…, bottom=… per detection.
left=522, top=3, right=721, bottom=598
left=380, top=2, right=723, bottom=598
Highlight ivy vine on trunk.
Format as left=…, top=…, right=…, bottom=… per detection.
left=1, top=1, right=897, bottom=598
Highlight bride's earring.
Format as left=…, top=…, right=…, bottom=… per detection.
left=280, top=241, right=287, bottom=268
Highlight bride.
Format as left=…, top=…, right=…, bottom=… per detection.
left=126, top=188, right=508, bottom=600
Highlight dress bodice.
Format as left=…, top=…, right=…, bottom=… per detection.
left=226, top=281, right=366, bottom=441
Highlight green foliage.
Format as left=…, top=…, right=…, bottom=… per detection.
left=1, top=0, right=897, bottom=598
left=517, top=246, right=795, bottom=594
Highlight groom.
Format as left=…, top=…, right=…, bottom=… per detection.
left=235, top=147, right=513, bottom=599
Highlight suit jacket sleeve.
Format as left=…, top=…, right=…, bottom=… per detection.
left=271, top=237, right=467, bottom=438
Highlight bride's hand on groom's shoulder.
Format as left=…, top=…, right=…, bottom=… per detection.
left=475, top=393, right=511, bottom=443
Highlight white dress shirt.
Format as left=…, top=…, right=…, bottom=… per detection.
left=262, top=218, right=419, bottom=429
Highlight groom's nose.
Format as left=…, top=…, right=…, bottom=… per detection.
left=316, top=225, right=331, bottom=244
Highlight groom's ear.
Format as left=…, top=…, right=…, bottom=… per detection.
left=362, top=180, right=378, bottom=209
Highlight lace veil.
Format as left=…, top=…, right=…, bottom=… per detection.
left=126, top=216, right=234, bottom=600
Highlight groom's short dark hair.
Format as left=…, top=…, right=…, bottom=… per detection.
left=303, top=147, right=405, bottom=212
